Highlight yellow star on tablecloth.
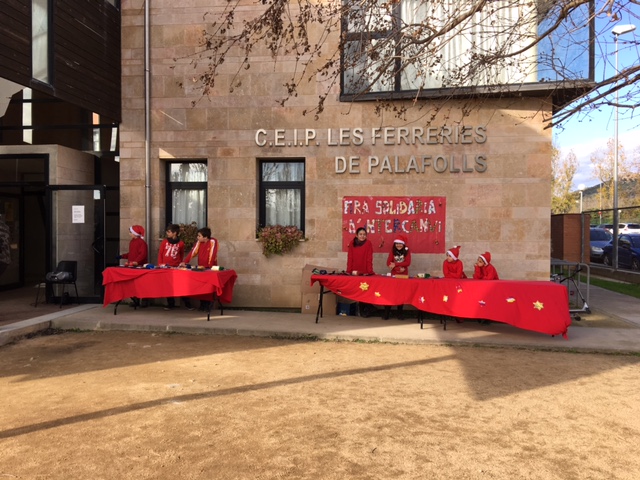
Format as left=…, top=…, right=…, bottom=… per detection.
left=374, top=292, right=381, bottom=297
left=533, top=300, right=544, bottom=311
left=443, top=295, right=449, bottom=302
left=359, top=282, right=369, bottom=291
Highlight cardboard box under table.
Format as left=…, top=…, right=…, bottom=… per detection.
left=301, top=264, right=338, bottom=315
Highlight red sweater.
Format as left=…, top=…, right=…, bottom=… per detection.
left=158, top=238, right=185, bottom=267
left=184, top=238, right=218, bottom=268
left=443, top=259, right=466, bottom=279
left=387, top=247, right=411, bottom=275
left=347, top=239, right=374, bottom=274
left=121, top=237, right=148, bottom=265
left=473, top=264, right=499, bottom=280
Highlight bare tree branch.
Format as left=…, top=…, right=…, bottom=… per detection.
left=181, top=0, right=640, bottom=128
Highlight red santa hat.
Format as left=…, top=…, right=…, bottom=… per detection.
left=479, top=252, right=491, bottom=265
left=447, top=245, right=461, bottom=261
left=130, top=225, right=145, bottom=239
left=393, top=234, right=408, bottom=246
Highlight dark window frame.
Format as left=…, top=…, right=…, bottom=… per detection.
left=258, top=159, right=305, bottom=232
left=165, top=160, right=208, bottom=228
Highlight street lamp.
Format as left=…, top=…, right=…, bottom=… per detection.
left=578, top=183, right=586, bottom=263
left=578, top=183, right=585, bottom=213
left=611, top=23, right=636, bottom=269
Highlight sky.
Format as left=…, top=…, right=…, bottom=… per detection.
left=554, top=3, right=640, bottom=190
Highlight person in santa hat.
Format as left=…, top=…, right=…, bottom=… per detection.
left=119, top=225, right=148, bottom=267
left=387, top=234, right=411, bottom=276
left=384, top=234, right=412, bottom=320
left=118, top=224, right=149, bottom=308
left=473, top=251, right=500, bottom=280
left=443, top=245, right=467, bottom=279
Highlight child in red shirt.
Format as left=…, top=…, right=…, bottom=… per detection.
left=181, top=227, right=218, bottom=311
left=158, top=224, right=190, bottom=310
left=384, top=235, right=411, bottom=320
left=473, top=251, right=500, bottom=280
left=182, top=227, right=218, bottom=269
left=119, top=224, right=148, bottom=308
left=443, top=245, right=466, bottom=279
left=120, top=225, right=148, bottom=266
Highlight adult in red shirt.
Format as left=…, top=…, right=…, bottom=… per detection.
left=473, top=251, right=500, bottom=280
left=347, top=227, right=374, bottom=275
left=346, top=227, right=375, bottom=318
left=443, top=245, right=466, bottom=279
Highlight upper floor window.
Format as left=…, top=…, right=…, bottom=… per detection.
left=342, top=0, right=592, bottom=97
left=166, top=162, right=207, bottom=228
left=258, top=161, right=305, bottom=231
left=32, top=0, right=50, bottom=84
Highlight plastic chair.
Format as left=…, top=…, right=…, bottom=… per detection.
left=35, top=261, right=79, bottom=308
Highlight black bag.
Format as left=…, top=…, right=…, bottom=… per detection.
left=46, top=271, right=72, bottom=282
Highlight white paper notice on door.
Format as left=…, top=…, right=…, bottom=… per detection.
left=72, top=205, right=85, bottom=224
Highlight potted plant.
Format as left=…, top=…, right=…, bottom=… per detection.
left=179, top=222, right=199, bottom=250
left=257, top=225, right=304, bottom=257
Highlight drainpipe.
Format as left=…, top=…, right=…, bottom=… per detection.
left=144, top=0, right=151, bottom=246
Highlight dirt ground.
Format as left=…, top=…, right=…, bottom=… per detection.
left=1, top=330, right=640, bottom=480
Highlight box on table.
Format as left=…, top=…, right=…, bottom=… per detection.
left=301, top=291, right=337, bottom=315
left=301, top=264, right=339, bottom=294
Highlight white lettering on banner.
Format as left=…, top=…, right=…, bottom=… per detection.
left=254, top=126, right=489, bottom=174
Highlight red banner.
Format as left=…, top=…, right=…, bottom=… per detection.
left=342, top=196, right=446, bottom=253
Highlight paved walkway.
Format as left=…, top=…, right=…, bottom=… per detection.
left=1, top=284, right=640, bottom=353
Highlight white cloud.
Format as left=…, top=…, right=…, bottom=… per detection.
left=558, top=130, right=640, bottom=189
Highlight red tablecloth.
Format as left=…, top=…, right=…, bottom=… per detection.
left=102, top=267, right=237, bottom=306
left=311, top=274, right=571, bottom=338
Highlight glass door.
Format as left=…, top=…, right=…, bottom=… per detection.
left=0, top=195, right=20, bottom=289
left=47, top=185, right=106, bottom=304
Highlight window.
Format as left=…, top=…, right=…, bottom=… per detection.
left=342, top=0, right=592, bottom=97
left=258, top=160, right=305, bottom=231
left=166, top=162, right=207, bottom=228
left=32, top=0, right=50, bottom=84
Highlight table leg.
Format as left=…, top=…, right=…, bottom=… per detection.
left=114, top=300, right=121, bottom=315
left=207, top=293, right=224, bottom=321
left=315, top=285, right=324, bottom=323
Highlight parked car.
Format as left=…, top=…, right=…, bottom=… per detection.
left=620, top=223, right=640, bottom=234
left=602, top=234, right=640, bottom=271
left=589, top=228, right=613, bottom=263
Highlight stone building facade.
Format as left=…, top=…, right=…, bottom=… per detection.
left=120, top=1, right=556, bottom=309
